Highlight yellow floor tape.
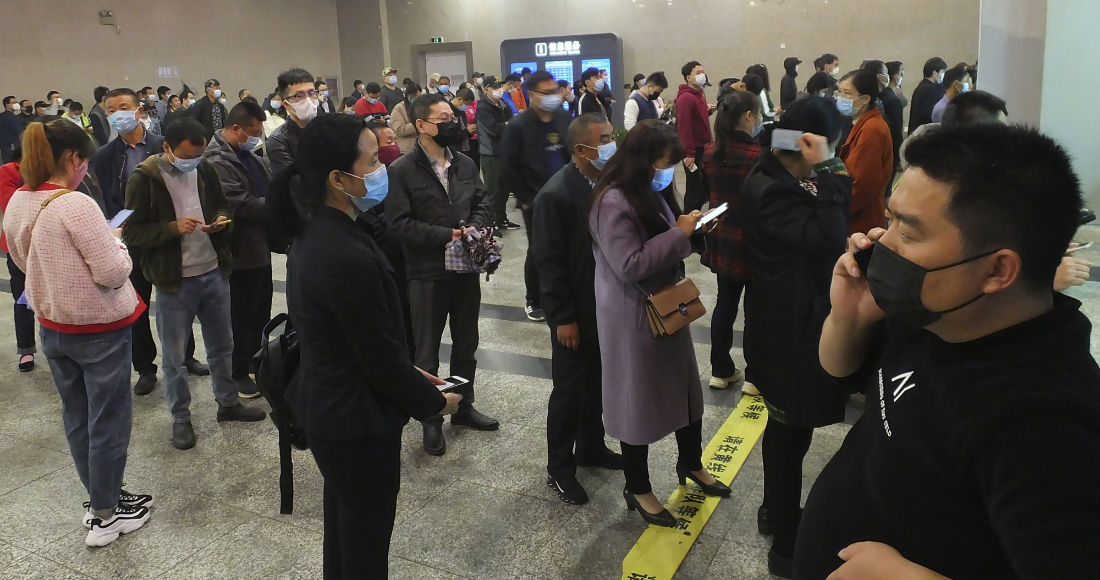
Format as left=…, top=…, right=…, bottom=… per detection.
left=620, top=393, right=769, bottom=580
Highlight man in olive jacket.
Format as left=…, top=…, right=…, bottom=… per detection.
left=385, top=93, right=499, bottom=457
left=122, top=118, right=265, bottom=451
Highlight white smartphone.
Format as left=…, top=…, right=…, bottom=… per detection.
left=1065, top=242, right=1092, bottom=255
left=438, top=376, right=470, bottom=392
left=695, top=202, right=729, bottom=230
left=108, top=209, right=134, bottom=229
left=771, top=128, right=803, bottom=152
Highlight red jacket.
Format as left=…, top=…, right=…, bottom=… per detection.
left=354, top=97, right=389, bottom=116
left=839, top=107, right=894, bottom=235
left=0, top=162, right=22, bottom=254
left=675, top=84, right=713, bottom=152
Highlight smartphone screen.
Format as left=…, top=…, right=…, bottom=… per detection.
left=108, top=209, right=134, bottom=229
left=438, top=376, right=470, bottom=392
left=695, top=202, right=729, bottom=230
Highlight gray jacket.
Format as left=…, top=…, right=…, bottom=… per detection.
left=204, top=130, right=272, bottom=269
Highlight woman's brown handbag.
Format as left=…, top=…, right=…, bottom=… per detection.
left=641, top=278, right=706, bottom=338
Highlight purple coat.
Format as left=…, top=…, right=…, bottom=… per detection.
left=589, top=188, right=703, bottom=445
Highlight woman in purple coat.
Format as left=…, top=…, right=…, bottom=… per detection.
left=589, top=120, right=730, bottom=527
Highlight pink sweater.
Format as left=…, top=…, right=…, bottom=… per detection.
left=2, top=184, right=143, bottom=333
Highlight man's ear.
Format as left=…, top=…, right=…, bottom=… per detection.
left=982, top=249, right=1022, bottom=295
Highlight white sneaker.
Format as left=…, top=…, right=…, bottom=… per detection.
left=85, top=504, right=150, bottom=547
left=742, top=381, right=760, bottom=397
left=709, top=369, right=745, bottom=390
left=82, top=490, right=153, bottom=529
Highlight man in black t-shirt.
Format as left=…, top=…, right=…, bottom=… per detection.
left=802, top=124, right=1100, bottom=579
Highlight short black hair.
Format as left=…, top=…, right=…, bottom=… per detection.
left=743, top=73, right=764, bottom=94
left=314, top=80, right=327, bottom=90
left=238, top=89, right=249, bottom=100
left=94, top=86, right=110, bottom=103
left=528, top=70, right=556, bottom=88
left=455, top=87, right=475, bottom=102
left=140, top=86, right=152, bottom=94
left=204, top=78, right=220, bottom=89
left=904, top=124, right=1081, bottom=292
left=681, top=60, right=701, bottom=78
left=365, top=82, right=381, bottom=94
left=521, top=67, right=532, bottom=75
left=557, top=79, right=571, bottom=89
left=105, top=88, right=140, bottom=107
left=3, top=96, right=15, bottom=106
left=886, top=61, right=903, bottom=78
left=157, top=85, right=171, bottom=97
left=943, top=67, right=969, bottom=89
left=353, top=79, right=363, bottom=87
left=412, top=92, right=447, bottom=123
left=68, top=101, right=84, bottom=113
left=228, top=100, right=266, bottom=128
left=438, top=76, right=451, bottom=84
left=504, top=73, right=522, bottom=84
left=923, top=57, right=948, bottom=78
left=746, top=64, right=770, bottom=92
left=163, top=117, right=207, bottom=148
left=806, top=71, right=833, bottom=95
left=645, top=71, right=669, bottom=89
left=861, top=59, right=887, bottom=76
left=46, top=90, right=60, bottom=100
left=277, top=68, right=314, bottom=98
left=774, top=91, right=843, bottom=145
left=342, top=96, right=357, bottom=109
left=581, top=67, right=601, bottom=84
left=941, top=90, right=1008, bottom=127
left=821, top=53, right=839, bottom=64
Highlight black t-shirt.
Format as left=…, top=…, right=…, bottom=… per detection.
left=541, top=120, right=568, bottom=180
left=795, top=295, right=1100, bottom=579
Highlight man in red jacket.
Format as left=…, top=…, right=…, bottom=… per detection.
left=675, top=60, right=715, bottom=211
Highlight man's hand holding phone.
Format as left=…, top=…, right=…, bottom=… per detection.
left=201, top=216, right=231, bottom=233
left=830, top=228, right=887, bottom=327
left=177, top=217, right=204, bottom=235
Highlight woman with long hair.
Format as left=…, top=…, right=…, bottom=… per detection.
left=589, top=119, right=729, bottom=528
left=2, top=120, right=150, bottom=547
left=747, top=63, right=778, bottom=121
left=271, top=113, right=460, bottom=579
left=701, top=91, right=764, bottom=392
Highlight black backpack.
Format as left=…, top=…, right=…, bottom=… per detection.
left=251, top=313, right=308, bottom=514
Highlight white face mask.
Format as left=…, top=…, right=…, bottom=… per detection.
left=694, top=72, right=707, bottom=86
left=289, top=98, right=317, bottom=123
left=491, top=88, right=505, bottom=99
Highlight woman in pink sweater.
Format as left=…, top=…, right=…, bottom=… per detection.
left=1, top=120, right=151, bottom=548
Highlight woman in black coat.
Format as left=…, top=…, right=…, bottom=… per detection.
left=270, top=113, right=462, bottom=580
left=739, top=96, right=853, bottom=577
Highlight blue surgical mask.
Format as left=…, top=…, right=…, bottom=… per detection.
left=243, top=134, right=262, bottom=150
left=321, top=90, right=330, bottom=98
left=387, top=75, right=398, bottom=85
left=751, top=123, right=764, bottom=138
left=836, top=96, right=857, bottom=117
left=651, top=165, right=674, bottom=191
left=109, top=109, right=140, bottom=134
left=458, top=104, right=469, bottom=112
left=960, top=82, right=970, bottom=93
left=594, top=78, right=606, bottom=92
left=213, top=89, right=222, bottom=98
left=367, top=97, right=379, bottom=104
left=343, top=165, right=389, bottom=211
left=438, top=85, right=450, bottom=94
left=170, top=154, right=201, bottom=173
left=583, top=141, right=617, bottom=170
left=270, top=100, right=282, bottom=110
left=538, top=94, right=563, bottom=111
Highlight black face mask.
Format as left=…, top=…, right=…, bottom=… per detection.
left=648, top=91, right=662, bottom=101
left=865, top=242, right=998, bottom=328
left=428, top=119, right=465, bottom=148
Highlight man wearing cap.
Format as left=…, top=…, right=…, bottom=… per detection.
left=780, top=57, right=802, bottom=109
left=380, top=67, right=404, bottom=112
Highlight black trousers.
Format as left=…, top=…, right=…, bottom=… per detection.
left=310, top=432, right=401, bottom=580
left=130, top=249, right=195, bottom=374
left=6, top=254, right=36, bottom=355
left=465, top=146, right=481, bottom=170
left=480, top=154, right=507, bottom=226
left=683, top=146, right=708, bottom=212
left=620, top=419, right=704, bottom=494
left=229, top=265, right=273, bottom=378
left=408, top=275, right=480, bottom=423
left=709, top=275, right=745, bottom=379
left=546, top=322, right=605, bottom=477
left=761, top=416, right=813, bottom=556
left=521, top=206, right=540, bottom=306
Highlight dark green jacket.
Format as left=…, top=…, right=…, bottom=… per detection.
left=122, top=155, right=233, bottom=293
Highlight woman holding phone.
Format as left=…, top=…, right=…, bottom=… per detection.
left=589, top=120, right=729, bottom=528
left=270, top=113, right=461, bottom=579
left=739, top=96, right=853, bottom=576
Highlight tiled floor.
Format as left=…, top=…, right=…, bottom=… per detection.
left=0, top=204, right=1096, bottom=580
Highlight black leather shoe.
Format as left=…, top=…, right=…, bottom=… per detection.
left=677, top=464, right=731, bottom=497
left=216, top=403, right=266, bottom=422
left=576, top=447, right=624, bottom=470
left=185, top=358, right=209, bottom=376
left=547, top=474, right=588, bottom=505
left=423, top=422, right=446, bottom=456
left=450, top=407, right=499, bottom=431
left=623, top=488, right=677, bottom=527
left=171, top=421, right=196, bottom=450
left=133, top=372, right=157, bottom=396
left=767, top=546, right=794, bottom=579
left=757, top=505, right=774, bottom=536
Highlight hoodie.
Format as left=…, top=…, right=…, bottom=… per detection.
left=675, top=83, right=712, bottom=152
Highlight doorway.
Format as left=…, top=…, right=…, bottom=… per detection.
left=411, top=41, right=475, bottom=89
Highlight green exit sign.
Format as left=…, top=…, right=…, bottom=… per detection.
left=430, top=36, right=444, bottom=43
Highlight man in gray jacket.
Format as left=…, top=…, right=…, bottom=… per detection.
left=203, top=101, right=271, bottom=398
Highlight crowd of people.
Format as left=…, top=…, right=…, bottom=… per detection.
left=1, top=49, right=1098, bottom=580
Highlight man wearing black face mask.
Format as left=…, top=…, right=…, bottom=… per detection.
left=799, top=124, right=1100, bottom=580
left=385, top=93, right=499, bottom=457
left=623, top=71, right=668, bottom=130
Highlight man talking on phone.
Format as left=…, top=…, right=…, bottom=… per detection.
left=796, top=123, right=1100, bottom=579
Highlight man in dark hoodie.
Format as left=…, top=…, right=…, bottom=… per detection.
left=675, top=60, right=715, bottom=212
left=780, top=57, right=802, bottom=109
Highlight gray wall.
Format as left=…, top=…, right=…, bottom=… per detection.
left=378, top=0, right=979, bottom=122
left=336, top=0, right=386, bottom=94
left=1, top=0, right=341, bottom=108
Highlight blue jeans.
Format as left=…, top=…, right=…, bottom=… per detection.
left=155, top=270, right=237, bottom=423
left=40, top=326, right=133, bottom=512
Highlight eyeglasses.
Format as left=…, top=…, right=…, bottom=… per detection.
left=285, top=90, right=320, bottom=103
left=427, top=115, right=455, bottom=123
left=529, top=89, right=556, bottom=96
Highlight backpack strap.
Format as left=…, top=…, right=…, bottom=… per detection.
left=278, top=431, right=294, bottom=514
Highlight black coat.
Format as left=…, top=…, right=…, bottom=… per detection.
left=474, top=93, right=512, bottom=156
left=0, top=110, right=21, bottom=157
left=90, top=128, right=166, bottom=217
left=780, top=74, right=799, bottom=109
left=189, top=96, right=229, bottom=140
left=908, top=78, right=944, bottom=135
left=880, top=88, right=904, bottom=169
left=499, top=107, right=572, bottom=206
left=740, top=151, right=852, bottom=428
left=532, top=162, right=597, bottom=329
left=384, top=142, right=491, bottom=280
left=286, top=206, right=445, bottom=440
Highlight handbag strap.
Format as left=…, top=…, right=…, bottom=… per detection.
left=28, top=189, right=73, bottom=238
